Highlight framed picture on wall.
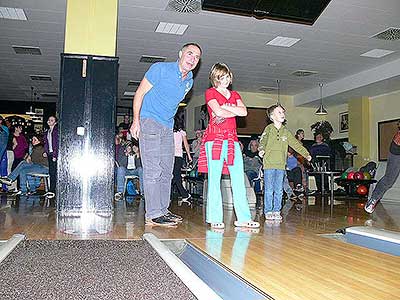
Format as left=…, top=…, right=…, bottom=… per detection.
left=378, top=118, right=400, bottom=161
left=339, top=112, right=349, bottom=133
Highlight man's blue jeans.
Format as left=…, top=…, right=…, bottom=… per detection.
left=116, top=166, right=144, bottom=194
left=264, top=169, right=285, bottom=213
left=8, top=161, right=48, bottom=193
left=139, top=118, right=174, bottom=219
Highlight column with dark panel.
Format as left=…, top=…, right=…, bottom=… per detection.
left=57, top=0, right=119, bottom=234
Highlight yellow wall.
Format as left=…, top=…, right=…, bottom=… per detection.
left=186, top=91, right=329, bottom=140
left=64, top=0, right=118, bottom=56
left=348, top=97, right=370, bottom=168
left=369, top=90, right=400, bottom=162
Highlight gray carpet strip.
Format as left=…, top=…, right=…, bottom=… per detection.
left=0, top=240, right=196, bottom=300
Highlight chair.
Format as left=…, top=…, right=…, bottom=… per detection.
left=251, top=167, right=264, bottom=193
left=122, top=175, right=140, bottom=198
left=27, top=173, right=50, bottom=193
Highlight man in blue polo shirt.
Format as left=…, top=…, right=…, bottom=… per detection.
left=130, top=43, right=202, bottom=227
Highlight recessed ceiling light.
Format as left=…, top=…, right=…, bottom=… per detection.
left=266, top=36, right=301, bottom=47
left=0, top=7, right=27, bottom=20
left=155, top=22, right=189, bottom=35
left=13, top=45, right=41, bottom=55
left=360, top=49, right=395, bottom=58
left=371, top=27, right=400, bottom=41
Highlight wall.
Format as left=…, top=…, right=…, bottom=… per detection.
left=369, top=90, right=400, bottom=162
left=186, top=90, right=344, bottom=141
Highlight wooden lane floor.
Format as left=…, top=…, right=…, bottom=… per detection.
left=1, top=193, right=400, bottom=299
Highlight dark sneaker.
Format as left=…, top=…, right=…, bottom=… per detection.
left=365, top=198, right=380, bottom=213
left=0, top=177, right=12, bottom=185
left=145, top=216, right=177, bottom=227
left=165, top=212, right=183, bottom=222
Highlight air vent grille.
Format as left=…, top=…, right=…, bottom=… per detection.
left=291, top=70, right=318, bottom=77
left=30, top=75, right=52, bottom=81
left=40, top=92, right=58, bottom=97
left=371, top=27, right=400, bottom=41
left=13, top=45, right=41, bottom=55
left=166, top=0, right=201, bottom=13
left=139, top=55, right=166, bottom=63
left=128, top=80, right=141, bottom=87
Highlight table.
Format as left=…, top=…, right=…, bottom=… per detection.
left=308, top=171, right=341, bottom=211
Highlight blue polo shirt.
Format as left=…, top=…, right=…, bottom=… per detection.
left=141, top=61, right=193, bottom=128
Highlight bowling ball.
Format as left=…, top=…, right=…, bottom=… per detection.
left=356, top=184, right=368, bottom=196
left=341, top=172, right=348, bottom=179
left=354, top=171, right=364, bottom=180
left=347, top=171, right=355, bottom=180
left=363, top=172, right=371, bottom=180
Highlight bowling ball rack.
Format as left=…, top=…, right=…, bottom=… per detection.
left=334, top=178, right=377, bottom=197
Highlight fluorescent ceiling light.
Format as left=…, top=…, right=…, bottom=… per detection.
left=0, top=7, right=27, bottom=20
left=360, top=49, right=395, bottom=58
left=266, top=36, right=301, bottom=47
left=155, top=22, right=188, bottom=35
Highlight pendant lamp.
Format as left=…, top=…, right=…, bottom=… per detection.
left=315, top=83, right=328, bottom=115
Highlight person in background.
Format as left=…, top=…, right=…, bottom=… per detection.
left=118, top=114, right=130, bottom=130
left=129, top=43, right=202, bottom=227
left=259, top=104, right=311, bottom=221
left=286, top=147, right=304, bottom=194
left=0, top=134, right=50, bottom=196
left=310, top=133, right=331, bottom=193
left=43, top=115, right=58, bottom=196
left=0, top=116, right=9, bottom=192
left=11, top=125, right=28, bottom=171
left=198, top=62, right=260, bottom=230
left=243, top=139, right=262, bottom=194
left=172, top=114, right=192, bottom=205
left=191, top=130, right=203, bottom=163
left=114, top=138, right=144, bottom=200
left=365, top=123, right=400, bottom=213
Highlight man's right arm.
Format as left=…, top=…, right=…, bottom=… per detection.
left=130, top=77, right=153, bottom=139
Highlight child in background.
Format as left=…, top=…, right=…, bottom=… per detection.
left=198, top=63, right=259, bottom=230
left=259, top=104, right=311, bottom=221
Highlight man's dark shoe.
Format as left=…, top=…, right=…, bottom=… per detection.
left=145, top=216, right=177, bottom=227
left=365, top=198, right=380, bottom=213
left=165, top=212, right=183, bottom=223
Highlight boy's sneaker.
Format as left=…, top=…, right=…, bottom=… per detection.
left=165, top=212, right=183, bottom=223
left=114, top=192, right=123, bottom=201
left=272, top=212, right=282, bottom=220
left=181, top=193, right=192, bottom=202
left=0, top=177, right=12, bottom=185
left=265, top=212, right=274, bottom=220
left=365, top=198, right=380, bottom=213
left=145, top=216, right=178, bottom=227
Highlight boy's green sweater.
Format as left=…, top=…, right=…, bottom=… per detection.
left=259, top=123, right=310, bottom=170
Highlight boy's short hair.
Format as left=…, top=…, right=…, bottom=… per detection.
left=266, top=104, right=285, bottom=121
left=209, top=63, right=233, bottom=88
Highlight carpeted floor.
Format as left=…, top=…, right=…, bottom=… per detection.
left=0, top=240, right=196, bottom=300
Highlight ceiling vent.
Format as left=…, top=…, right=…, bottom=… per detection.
left=166, top=0, right=201, bottom=13
left=40, top=92, right=58, bottom=97
left=259, top=86, right=277, bottom=92
left=13, top=45, right=42, bottom=55
left=371, top=27, right=400, bottom=41
left=128, top=80, right=141, bottom=87
left=30, top=75, right=52, bottom=81
left=139, top=55, right=166, bottom=63
left=291, top=70, right=318, bottom=77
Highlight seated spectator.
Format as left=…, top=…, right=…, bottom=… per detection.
left=114, top=137, right=144, bottom=200
left=243, top=139, right=262, bottom=193
left=310, top=133, right=331, bottom=193
left=286, top=147, right=303, bottom=193
left=12, top=125, right=28, bottom=171
left=191, top=130, right=203, bottom=163
left=0, top=134, right=50, bottom=196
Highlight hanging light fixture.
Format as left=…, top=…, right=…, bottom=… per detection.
left=26, top=86, right=36, bottom=115
left=315, top=83, right=328, bottom=115
left=276, top=79, right=281, bottom=105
